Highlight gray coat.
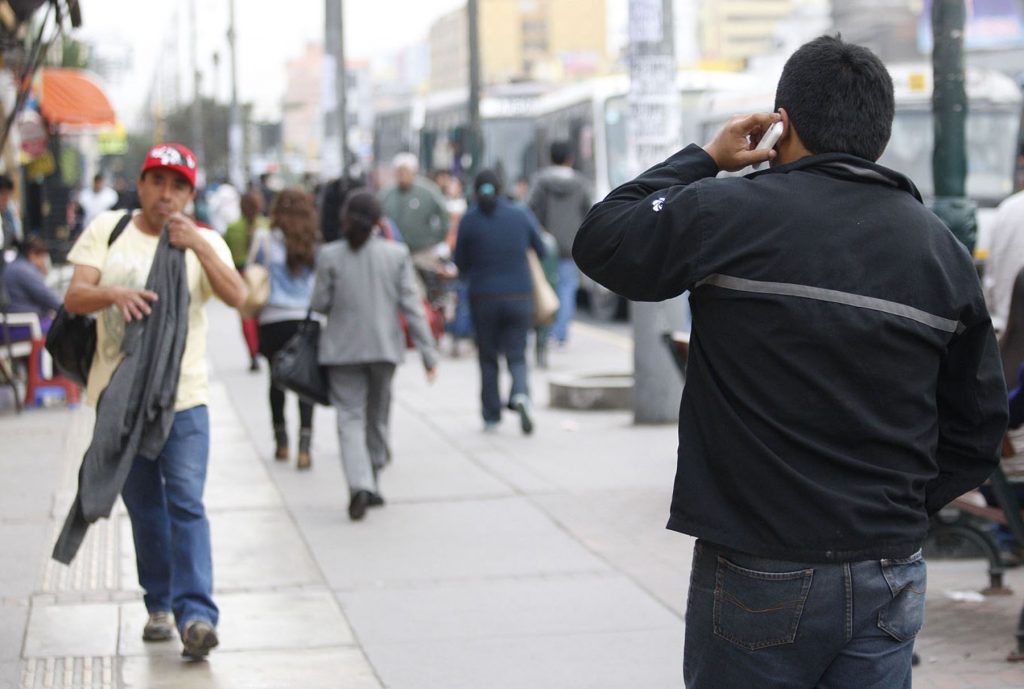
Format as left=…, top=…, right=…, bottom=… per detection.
left=53, top=230, right=189, bottom=565
left=311, top=235, right=438, bottom=370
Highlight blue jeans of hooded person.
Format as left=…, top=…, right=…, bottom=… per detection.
left=684, top=540, right=925, bottom=689
left=470, top=295, right=532, bottom=422
left=551, top=258, right=578, bottom=343
left=121, top=406, right=218, bottom=632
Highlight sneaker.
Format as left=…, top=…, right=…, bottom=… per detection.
left=511, top=395, right=534, bottom=435
left=367, top=492, right=385, bottom=508
left=181, top=619, right=219, bottom=659
left=483, top=420, right=500, bottom=434
left=142, top=611, right=174, bottom=642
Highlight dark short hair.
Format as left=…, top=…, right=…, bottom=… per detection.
left=0, top=175, right=13, bottom=192
left=774, top=35, right=894, bottom=161
left=93, top=173, right=104, bottom=184
left=550, top=141, right=572, bottom=166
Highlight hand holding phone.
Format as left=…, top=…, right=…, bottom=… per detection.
left=754, top=121, right=784, bottom=152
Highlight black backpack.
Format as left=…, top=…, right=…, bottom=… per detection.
left=45, top=212, right=133, bottom=386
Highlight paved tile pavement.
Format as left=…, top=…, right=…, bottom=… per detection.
left=1, top=304, right=1022, bottom=688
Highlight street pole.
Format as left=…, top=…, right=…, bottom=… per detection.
left=189, top=0, right=205, bottom=179
left=227, top=0, right=244, bottom=189
left=325, top=0, right=350, bottom=177
left=931, top=0, right=975, bottom=250
left=467, top=0, right=482, bottom=181
left=628, top=0, right=686, bottom=424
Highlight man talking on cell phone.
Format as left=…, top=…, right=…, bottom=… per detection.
left=573, top=36, right=1007, bottom=688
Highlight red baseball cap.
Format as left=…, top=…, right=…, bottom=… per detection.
left=140, top=143, right=198, bottom=188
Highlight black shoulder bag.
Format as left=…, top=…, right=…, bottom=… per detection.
left=270, top=310, right=330, bottom=406
left=45, top=212, right=133, bottom=386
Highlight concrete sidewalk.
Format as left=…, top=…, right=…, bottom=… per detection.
left=1, top=302, right=1023, bottom=688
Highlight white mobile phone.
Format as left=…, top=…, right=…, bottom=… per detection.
left=754, top=121, right=784, bottom=152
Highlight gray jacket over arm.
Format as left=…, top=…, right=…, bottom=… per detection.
left=311, top=235, right=438, bottom=371
left=53, top=230, right=189, bottom=565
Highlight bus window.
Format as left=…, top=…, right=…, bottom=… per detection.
left=605, top=95, right=630, bottom=189
left=882, top=108, right=1020, bottom=205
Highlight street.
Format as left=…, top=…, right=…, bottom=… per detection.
left=1, top=303, right=1022, bottom=688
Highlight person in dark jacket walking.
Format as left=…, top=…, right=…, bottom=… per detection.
left=528, top=141, right=591, bottom=345
left=573, top=37, right=1007, bottom=688
left=61, top=144, right=247, bottom=659
left=455, top=170, right=546, bottom=434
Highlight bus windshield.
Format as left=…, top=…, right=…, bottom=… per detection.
left=880, top=108, right=1019, bottom=205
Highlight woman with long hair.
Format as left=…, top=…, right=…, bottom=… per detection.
left=453, top=170, right=547, bottom=434
left=251, top=188, right=320, bottom=469
left=311, top=190, right=439, bottom=521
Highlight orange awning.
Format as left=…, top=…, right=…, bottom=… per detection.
left=37, top=68, right=116, bottom=129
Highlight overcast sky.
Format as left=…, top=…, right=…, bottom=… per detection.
left=74, top=0, right=633, bottom=127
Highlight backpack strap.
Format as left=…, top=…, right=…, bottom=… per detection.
left=107, top=211, right=133, bottom=248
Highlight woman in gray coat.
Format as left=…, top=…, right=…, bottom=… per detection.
left=311, top=191, right=439, bottom=521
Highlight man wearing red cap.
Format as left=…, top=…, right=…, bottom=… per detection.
left=64, top=143, right=246, bottom=659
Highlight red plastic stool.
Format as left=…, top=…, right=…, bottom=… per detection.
left=24, top=338, right=80, bottom=407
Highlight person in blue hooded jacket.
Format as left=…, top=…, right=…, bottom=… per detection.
left=454, top=170, right=546, bottom=435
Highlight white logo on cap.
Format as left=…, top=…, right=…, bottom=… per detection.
left=149, top=145, right=196, bottom=169
left=652, top=197, right=665, bottom=213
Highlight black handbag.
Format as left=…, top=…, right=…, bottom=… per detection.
left=271, top=313, right=329, bottom=406
left=45, top=212, right=133, bottom=387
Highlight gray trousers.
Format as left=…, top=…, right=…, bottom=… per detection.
left=327, top=363, right=397, bottom=495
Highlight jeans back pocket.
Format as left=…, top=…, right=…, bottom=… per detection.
left=713, top=556, right=814, bottom=651
left=877, top=551, right=927, bottom=642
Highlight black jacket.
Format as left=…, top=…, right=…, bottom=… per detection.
left=53, top=229, right=189, bottom=564
left=573, top=144, right=1008, bottom=563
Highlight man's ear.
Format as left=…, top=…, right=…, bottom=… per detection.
left=778, top=108, right=792, bottom=143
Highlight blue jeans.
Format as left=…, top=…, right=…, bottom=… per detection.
left=684, top=540, right=925, bottom=689
left=551, top=259, right=578, bottom=343
left=121, top=406, right=218, bottom=632
left=470, top=296, right=532, bottom=422
left=448, top=279, right=473, bottom=339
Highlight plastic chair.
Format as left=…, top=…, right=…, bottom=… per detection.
left=23, top=337, right=79, bottom=407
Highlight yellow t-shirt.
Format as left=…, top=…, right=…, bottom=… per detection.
left=67, top=210, right=235, bottom=411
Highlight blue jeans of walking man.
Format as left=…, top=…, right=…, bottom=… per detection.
left=471, top=296, right=532, bottom=422
left=551, top=258, right=578, bottom=344
left=121, top=406, right=218, bottom=632
left=684, top=540, right=925, bottom=689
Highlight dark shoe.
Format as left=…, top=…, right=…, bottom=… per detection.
left=348, top=490, right=372, bottom=521
left=297, top=428, right=312, bottom=470
left=142, top=611, right=174, bottom=642
left=180, top=620, right=219, bottom=659
left=367, top=492, right=385, bottom=508
left=249, top=357, right=260, bottom=372
left=274, top=424, right=288, bottom=461
left=511, top=395, right=534, bottom=435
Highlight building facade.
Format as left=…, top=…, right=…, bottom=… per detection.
left=428, top=0, right=607, bottom=92
left=698, top=0, right=794, bottom=64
